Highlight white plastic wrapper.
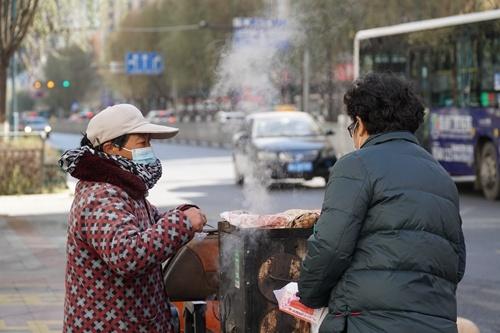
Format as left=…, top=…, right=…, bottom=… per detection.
left=220, top=210, right=289, bottom=228
left=192, top=232, right=208, bottom=241
left=220, top=209, right=320, bottom=229
left=273, top=282, right=328, bottom=332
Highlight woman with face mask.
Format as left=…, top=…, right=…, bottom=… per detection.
left=59, top=104, right=207, bottom=333
left=298, top=73, right=466, bottom=333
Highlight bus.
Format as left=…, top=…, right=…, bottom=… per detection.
left=354, top=9, right=500, bottom=200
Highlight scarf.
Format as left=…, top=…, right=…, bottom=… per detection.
left=59, top=146, right=162, bottom=195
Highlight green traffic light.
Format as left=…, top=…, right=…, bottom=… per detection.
left=62, top=80, right=71, bottom=88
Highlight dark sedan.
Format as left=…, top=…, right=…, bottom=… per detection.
left=232, top=111, right=337, bottom=186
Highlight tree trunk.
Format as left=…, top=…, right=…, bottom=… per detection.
left=0, top=60, right=8, bottom=125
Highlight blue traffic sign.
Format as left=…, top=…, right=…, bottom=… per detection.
left=125, top=52, right=164, bottom=75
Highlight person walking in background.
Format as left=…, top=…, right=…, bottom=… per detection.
left=59, top=104, right=207, bottom=332
left=298, top=73, right=466, bottom=333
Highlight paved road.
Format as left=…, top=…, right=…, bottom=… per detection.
left=455, top=183, right=500, bottom=333
left=0, top=133, right=498, bottom=332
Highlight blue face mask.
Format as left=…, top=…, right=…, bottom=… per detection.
left=122, top=146, right=157, bottom=165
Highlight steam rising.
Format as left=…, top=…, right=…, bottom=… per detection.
left=212, top=13, right=297, bottom=113
left=212, top=5, right=300, bottom=213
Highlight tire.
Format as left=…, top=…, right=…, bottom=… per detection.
left=236, top=174, right=244, bottom=186
left=479, top=142, right=500, bottom=200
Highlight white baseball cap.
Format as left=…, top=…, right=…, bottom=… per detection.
left=86, top=104, right=179, bottom=147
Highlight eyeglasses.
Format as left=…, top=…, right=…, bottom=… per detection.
left=347, top=121, right=358, bottom=138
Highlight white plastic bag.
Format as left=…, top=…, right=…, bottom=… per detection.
left=310, top=307, right=328, bottom=333
left=273, top=282, right=328, bottom=331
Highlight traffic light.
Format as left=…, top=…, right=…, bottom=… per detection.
left=32, top=79, right=70, bottom=89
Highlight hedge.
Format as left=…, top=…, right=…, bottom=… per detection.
left=0, top=138, right=67, bottom=195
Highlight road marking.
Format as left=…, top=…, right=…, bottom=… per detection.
left=462, top=218, right=500, bottom=223
left=462, top=219, right=500, bottom=229
left=480, top=288, right=500, bottom=297
left=464, top=298, right=500, bottom=311
left=0, top=320, right=61, bottom=333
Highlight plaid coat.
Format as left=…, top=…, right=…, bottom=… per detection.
left=63, top=153, right=195, bottom=333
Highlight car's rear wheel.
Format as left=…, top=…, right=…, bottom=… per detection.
left=479, top=142, right=500, bottom=200
left=236, top=173, right=244, bottom=186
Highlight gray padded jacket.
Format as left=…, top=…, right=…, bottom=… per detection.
left=298, top=131, right=466, bottom=333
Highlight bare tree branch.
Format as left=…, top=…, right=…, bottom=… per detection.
left=0, top=0, right=40, bottom=123
left=1, top=0, right=38, bottom=60
left=10, top=0, right=39, bottom=56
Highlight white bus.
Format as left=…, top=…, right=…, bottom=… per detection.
left=353, top=10, right=500, bottom=200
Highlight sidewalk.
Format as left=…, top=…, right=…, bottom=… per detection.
left=0, top=192, right=74, bottom=217
left=0, top=215, right=66, bottom=333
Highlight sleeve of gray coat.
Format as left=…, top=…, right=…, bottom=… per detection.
left=298, top=153, right=372, bottom=308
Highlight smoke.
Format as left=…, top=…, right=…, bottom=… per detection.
left=211, top=15, right=299, bottom=113
left=242, top=174, right=272, bottom=214
left=211, top=2, right=304, bottom=213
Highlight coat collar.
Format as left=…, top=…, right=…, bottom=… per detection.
left=71, top=153, right=147, bottom=200
left=361, top=131, right=419, bottom=149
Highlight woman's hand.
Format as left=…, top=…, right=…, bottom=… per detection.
left=183, top=207, right=207, bottom=232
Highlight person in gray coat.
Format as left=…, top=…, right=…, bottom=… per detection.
left=298, top=73, right=466, bottom=333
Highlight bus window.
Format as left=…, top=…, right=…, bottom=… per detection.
left=431, top=46, right=455, bottom=107
left=480, top=21, right=500, bottom=107
left=359, top=36, right=408, bottom=76
left=456, top=30, right=480, bottom=107
left=362, top=55, right=373, bottom=73
left=409, top=49, right=431, bottom=105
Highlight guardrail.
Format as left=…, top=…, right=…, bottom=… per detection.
left=51, top=116, right=354, bottom=156
left=51, top=118, right=235, bottom=148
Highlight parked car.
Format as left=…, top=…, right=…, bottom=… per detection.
left=68, top=110, right=95, bottom=122
left=19, top=116, right=52, bottom=137
left=232, top=111, right=336, bottom=186
left=146, top=109, right=176, bottom=124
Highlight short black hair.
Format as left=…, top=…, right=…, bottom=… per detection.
left=343, top=72, right=425, bottom=134
left=80, top=133, right=129, bottom=151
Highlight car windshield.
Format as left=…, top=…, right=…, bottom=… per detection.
left=253, top=115, right=321, bottom=137
left=24, top=117, right=47, bottom=125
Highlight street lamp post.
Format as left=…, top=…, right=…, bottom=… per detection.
left=40, top=132, right=46, bottom=190
left=11, top=52, right=18, bottom=136
left=302, top=47, right=310, bottom=114
left=10, top=0, right=19, bottom=137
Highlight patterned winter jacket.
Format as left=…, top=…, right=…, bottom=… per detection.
left=63, top=153, right=195, bottom=333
